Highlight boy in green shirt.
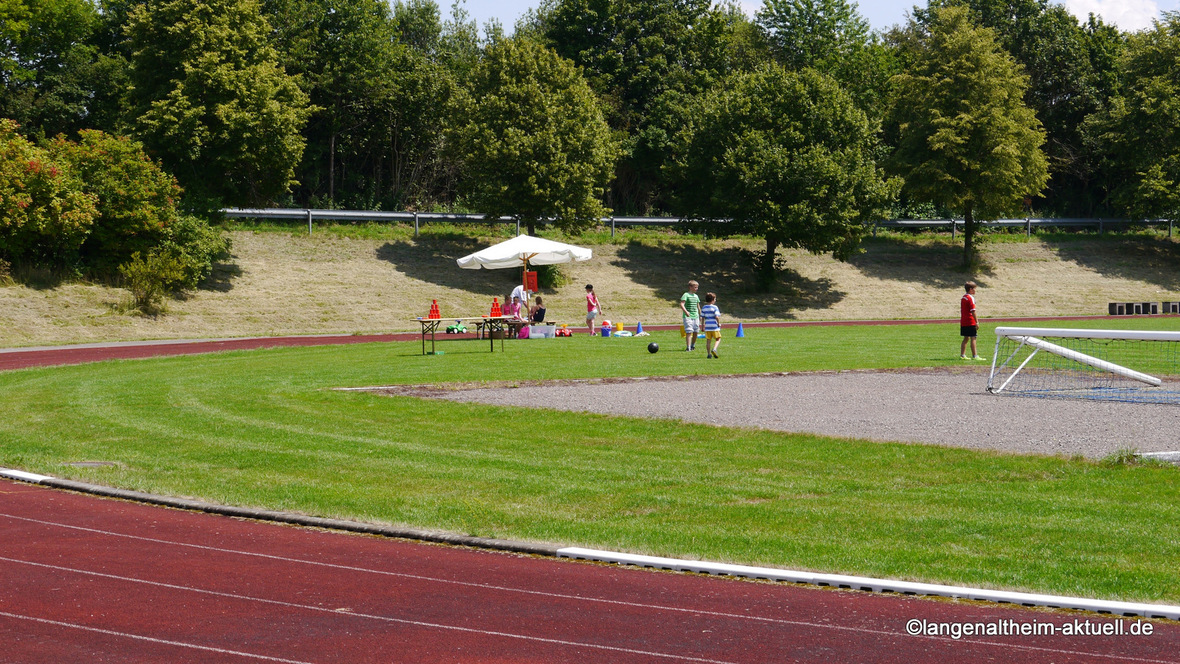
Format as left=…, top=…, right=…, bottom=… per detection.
left=679, top=280, right=701, bottom=351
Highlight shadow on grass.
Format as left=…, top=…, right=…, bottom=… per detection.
left=202, top=260, right=243, bottom=293
left=1039, top=234, right=1180, bottom=292
left=376, top=234, right=521, bottom=296
left=849, top=236, right=994, bottom=288
left=612, top=241, right=845, bottom=319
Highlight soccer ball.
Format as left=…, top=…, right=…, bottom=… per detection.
left=647, top=342, right=659, bottom=354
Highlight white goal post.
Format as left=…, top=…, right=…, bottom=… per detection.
left=987, top=327, right=1180, bottom=402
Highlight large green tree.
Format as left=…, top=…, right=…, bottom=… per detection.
left=1086, top=14, right=1180, bottom=222
left=535, top=0, right=765, bottom=214
left=910, top=0, right=1126, bottom=216
left=126, top=0, right=312, bottom=206
left=670, top=64, right=898, bottom=287
left=756, top=0, right=896, bottom=118
left=448, top=37, right=617, bottom=235
left=0, top=0, right=129, bottom=139
left=261, top=0, right=457, bottom=209
left=888, top=6, right=1048, bottom=264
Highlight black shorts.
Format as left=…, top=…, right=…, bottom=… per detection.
left=961, top=325, right=978, bottom=338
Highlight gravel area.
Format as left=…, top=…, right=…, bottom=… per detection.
left=411, top=370, right=1180, bottom=459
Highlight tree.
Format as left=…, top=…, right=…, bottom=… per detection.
left=0, top=0, right=127, bottom=139
left=887, top=6, right=1048, bottom=265
left=263, top=0, right=457, bottom=209
left=669, top=64, right=898, bottom=287
left=125, top=0, right=312, bottom=207
left=449, top=37, right=617, bottom=235
left=756, top=0, right=896, bottom=118
left=1086, top=14, right=1180, bottom=222
left=911, top=0, right=1126, bottom=216
left=536, top=0, right=764, bottom=214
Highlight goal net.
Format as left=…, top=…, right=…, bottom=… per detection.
left=987, top=327, right=1180, bottom=405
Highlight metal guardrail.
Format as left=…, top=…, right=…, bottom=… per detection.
left=223, top=208, right=1174, bottom=238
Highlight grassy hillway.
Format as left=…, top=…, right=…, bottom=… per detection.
left=3, top=224, right=1180, bottom=347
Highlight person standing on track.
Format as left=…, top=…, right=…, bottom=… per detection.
left=680, top=280, right=701, bottom=351
left=960, top=281, right=984, bottom=360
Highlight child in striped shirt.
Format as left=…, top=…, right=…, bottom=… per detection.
left=701, top=292, right=722, bottom=358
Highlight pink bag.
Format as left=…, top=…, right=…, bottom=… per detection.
left=517, top=325, right=530, bottom=339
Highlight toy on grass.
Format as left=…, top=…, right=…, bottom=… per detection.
left=648, top=342, right=659, bottom=354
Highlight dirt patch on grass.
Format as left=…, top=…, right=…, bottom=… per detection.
left=3, top=228, right=1178, bottom=347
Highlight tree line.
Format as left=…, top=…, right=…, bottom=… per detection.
left=3, top=0, right=1178, bottom=279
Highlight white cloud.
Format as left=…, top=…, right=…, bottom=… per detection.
left=1064, top=0, right=1161, bottom=31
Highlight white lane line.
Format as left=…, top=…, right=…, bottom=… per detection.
left=1, top=512, right=1174, bottom=664
left=0, top=610, right=317, bottom=664
left=0, top=556, right=738, bottom=664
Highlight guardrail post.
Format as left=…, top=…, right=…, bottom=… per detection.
left=515, top=217, right=520, bottom=235
left=413, top=212, right=419, bottom=237
left=1170, top=219, right=1173, bottom=238
left=610, top=217, right=615, bottom=238
left=1026, top=217, right=1031, bottom=237
left=306, top=209, right=312, bottom=235
left=872, top=221, right=878, bottom=238
left=1099, top=219, right=1103, bottom=235
left=951, top=219, right=956, bottom=240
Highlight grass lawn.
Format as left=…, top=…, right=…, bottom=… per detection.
left=2, top=320, right=1179, bottom=604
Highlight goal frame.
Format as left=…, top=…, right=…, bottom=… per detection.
left=987, top=327, right=1180, bottom=395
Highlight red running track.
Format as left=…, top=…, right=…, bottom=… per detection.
left=2, top=480, right=1177, bottom=664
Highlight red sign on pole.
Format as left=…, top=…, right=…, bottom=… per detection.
left=524, top=271, right=538, bottom=292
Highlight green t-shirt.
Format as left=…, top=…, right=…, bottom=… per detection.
left=681, top=291, right=700, bottom=319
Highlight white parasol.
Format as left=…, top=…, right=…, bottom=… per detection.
left=456, top=234, right=593, bottom=270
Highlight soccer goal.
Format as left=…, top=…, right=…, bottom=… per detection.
left=987, top=327, right=1180, bottom=405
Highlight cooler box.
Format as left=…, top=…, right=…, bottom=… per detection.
left=529, top=324, right=556, bottom=339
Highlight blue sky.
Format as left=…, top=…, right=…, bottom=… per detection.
left=442, top=0, right=1180, bottom=34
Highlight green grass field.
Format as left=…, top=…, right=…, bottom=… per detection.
left=2, top=319, right=1179, bottom=603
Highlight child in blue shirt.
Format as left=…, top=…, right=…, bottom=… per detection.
left=700, top=292, right=722, bottom=358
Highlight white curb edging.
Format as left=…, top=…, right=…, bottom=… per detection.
left=4, top=468, right=1177, bottom=621
left=554, top=551, right=1180, bottom=620
left=1, top=469, right=51, bottom=483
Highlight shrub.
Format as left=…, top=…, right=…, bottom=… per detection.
left=0, top=119, right=98, bottom=264
left=49, top=129, right=182, bottom=271
left=119, top=251, right=186, bottom=314
left=157, top=215, right=231, bottom=289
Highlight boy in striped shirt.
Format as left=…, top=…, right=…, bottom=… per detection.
left=701, top=292, right=722, bottom=358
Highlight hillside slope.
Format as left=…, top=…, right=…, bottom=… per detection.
left=3, top=229, right=1178, bottom=347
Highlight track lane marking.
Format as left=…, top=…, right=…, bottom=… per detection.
left=0, top=556, right=738, bottom=664
left=1, top=512, right=1174, bottom=663
left=0, top=610, right=317, bottom=663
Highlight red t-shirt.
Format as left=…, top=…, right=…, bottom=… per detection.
left=960, top=293, right=977, bottom=326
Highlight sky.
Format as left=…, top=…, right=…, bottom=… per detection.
left=440, top=0, right=1180, bottom=34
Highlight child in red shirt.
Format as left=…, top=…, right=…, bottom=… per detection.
left=960, top=281, right=984, bottom=360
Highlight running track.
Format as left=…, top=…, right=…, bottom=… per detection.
left=3, top=480, right=1178, bottom=663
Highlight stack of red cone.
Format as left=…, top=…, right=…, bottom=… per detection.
left=490, top=297, right=501, bottom=317
left=428, top=300, right=441, bottom=319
